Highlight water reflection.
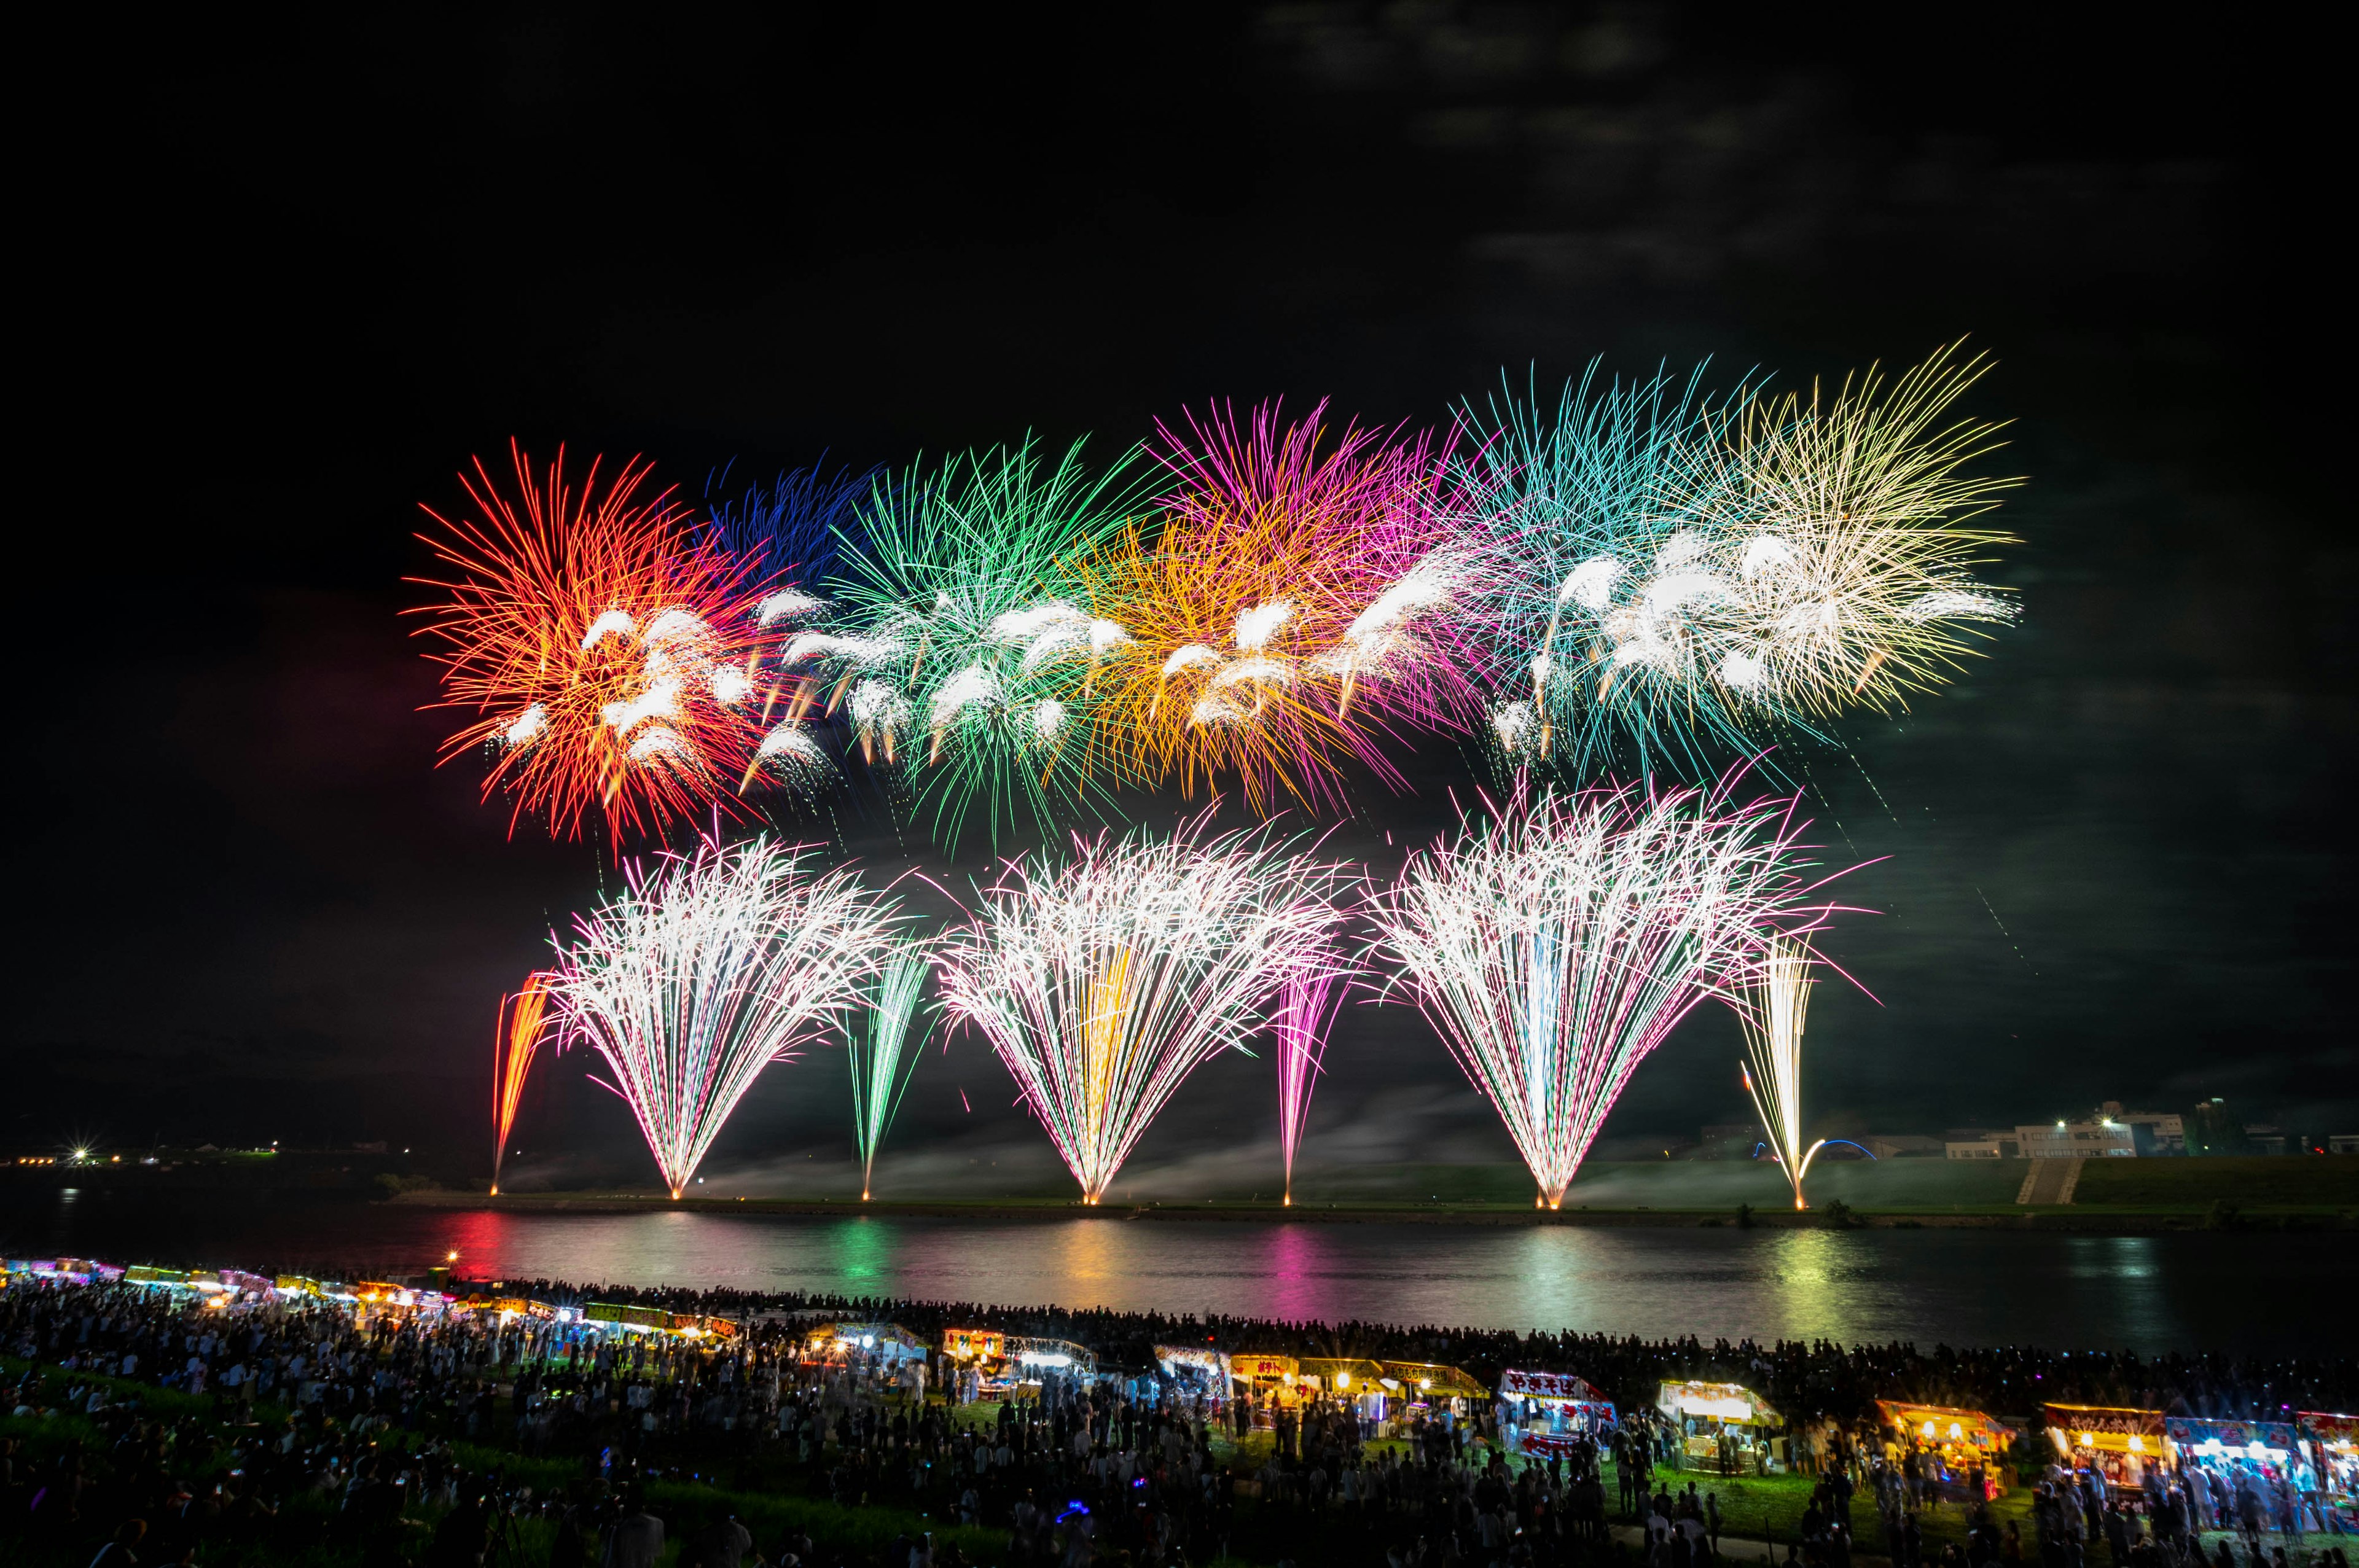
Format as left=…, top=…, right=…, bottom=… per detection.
left=2, top=1196, right=2346, bottom=1355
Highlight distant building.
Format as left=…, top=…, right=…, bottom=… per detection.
left=2328, top=1134, right=2359, bottom=1155
left=2244, top=1125, right=2287, bottom=1156
left=1863, top=1134, right=1942, bottom=1158
left=1945, top=1132, right=2021, bottom=1160
left=2098, top=1102, right=2185, bottom=1155
left=2017, top=1120, right=2135, bottom=1159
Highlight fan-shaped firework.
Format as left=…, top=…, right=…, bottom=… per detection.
left=933, top=817, right=1348, bottom=1203
left=847, top=941, right=937, bottom=1200
left=490, top=972, right=551, bottom=1196
left=412, top=442, right=816, bottom=841
left=1367, top=779, right=1845, bottom=1206
left=1458, top=347, right=2018, bottom=778
left=1082, top=403, right=1483, bottom=811
left=793, top=438, right=1149, bottom=846
left=1270, top=962, right=1351, bottom=1205
left=1737, top=933, right=1826, bottom=1211
left=547, top=837, right=904, bottom=1198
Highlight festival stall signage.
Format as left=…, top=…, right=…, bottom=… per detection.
left=943, top=1327, right=1006, bottom=1361
left=1501, top=1367, right=1618, bottom=1456
left=2043, top=1404, right=2167, bottom=1456
left=1659, top=1381, right=1777, bottom=1424
left=1231, top=1354, right=1300, bottom=1381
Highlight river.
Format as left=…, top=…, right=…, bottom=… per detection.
left=5, top=1193, right=2346, bottom=1355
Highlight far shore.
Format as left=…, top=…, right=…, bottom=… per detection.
left=390, top=1188, right=2356, bottom=1230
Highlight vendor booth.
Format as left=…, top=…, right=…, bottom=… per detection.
left=2298, top=1413, right=2358, bottom=1534
left=1657, top=1381, right=1781, bottom=1475
left=2167, top=1418, right=2314, bottom=1514
left=1501, top=1368, right=1618, bottom=1458
left=2043, top=1404, right=2167, bottom=1493
left=1154, top=1344, right=1232, bottom=1406
left=1877, top=1402, right=2015, bottom=1497
left=805, top=1321, right=925, bottom=1363
left=1380, top=1361, right=1488, bottom=1432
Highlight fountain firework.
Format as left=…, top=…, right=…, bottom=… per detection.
left=933, top=817, right=1348, bottom=1203
left=1366, top=779, right=1848, bottom=1207
left=547, top=837, right=904, bottom=1198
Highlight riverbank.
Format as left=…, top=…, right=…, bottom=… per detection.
left=394, top=1150, right=2359, bottom=1232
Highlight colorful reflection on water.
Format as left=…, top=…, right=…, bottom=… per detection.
left=4, top=1195, right=2346, bottom=1355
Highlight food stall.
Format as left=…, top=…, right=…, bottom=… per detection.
left=1380, top=1361, right=1489, bottom=1433
left=1657, top=1381, right=1782, bottom=1475
left=2298, top=1413, right=2358, bottom=1533
left=1230, top=1354, right=1300, bottom=1428
left=1501, top=1369, right=1618, bottom=1458
left=804, top=1321, right=926, bottom=1364
left=2167, top=1418, right=2314, bottom=1509
left=1154, top=1344, right=1233, bottom=1408
left=2043, top=1404, right=2169, bottom=1493
left=1877, top=1402, right=2016, bottom=1497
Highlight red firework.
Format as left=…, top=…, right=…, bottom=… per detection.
left=412, top=442, right=805, bottom=841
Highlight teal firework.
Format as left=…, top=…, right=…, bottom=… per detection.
left=798, top=436, right=1151, bottom=848
left=1451, top=362, right=1776, bottom=780
left=847, top=942, right=936, bottom=1199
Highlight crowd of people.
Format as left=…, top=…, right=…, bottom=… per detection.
left=2, top=1264, right=2352, bottom=1568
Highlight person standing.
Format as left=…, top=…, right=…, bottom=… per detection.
left=607, top=1492, right=664, bottom=1568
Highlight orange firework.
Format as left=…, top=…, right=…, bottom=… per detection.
left=412, top=442, right=811, bottom=841
left=490, top=972, right=551, bottom=1195
left=1079, top=403, right=1474, bottom=812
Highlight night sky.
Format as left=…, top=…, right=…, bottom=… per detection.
left=14, top=6, right=2348, bottom=1188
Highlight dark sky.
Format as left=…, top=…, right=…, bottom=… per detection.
left=12, top=4, right=2349, bottom=1186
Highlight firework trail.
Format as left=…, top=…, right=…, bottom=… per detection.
left=1081, top=402, right=1485, bottom=812
left=411, top=442, right=820, bottom=842
left=933, top=817, right=1347, bottom=1203
left=490, top=972, right=551, bottom=1196
left=847, top=942, right=937, bottom=1200
left=1456, top=346, right=2019, bottom=778
left=1366, top=779, right=1845, bottom=1207
left=1735, top=933, right=1825, bottom=1211
left=547, top=837, right=904, bottom=1198
left=799, top=437, right=1149, bottom=847
left=1270, top=962, right=1351, bottom=1206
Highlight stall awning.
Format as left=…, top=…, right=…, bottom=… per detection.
left=1877, top=1402, right=2014, bottom=1451
left=1155, top=1345, right=1232, bottom=1379
left=1297, top=1357, right=1388, bottom=1393
left=1381, top=1361, right=1490, bottom=1400
left=1230, top=1354, right=1299, bottom=1381
left=1658, top=1381, right=1778, bottom=1424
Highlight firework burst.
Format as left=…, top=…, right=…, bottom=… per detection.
left=412, top=442, right=816, bottom=842
left=799, top=438, right=1149, bottom=846
left=1080, top=404, right=1483, bottom=812
left=1458, top=347, right=2019, bottom=778
left=933, top=816, right=1348, bottom=1203
left=490, top=972, right=552, bottom=1196
left=1366, top=779, right=1845, bottom=1207
left=547, top=836, right=904, bottom=1198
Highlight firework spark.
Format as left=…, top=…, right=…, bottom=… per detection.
left=847, top=942, right=937, bottom=1201
left=1735, top=933, right=1825, bottom=1210
left=1366, top=779, right=1843, bottom=1206
left=412, top=442, right=813, bottom=842
left=490, top=972, right=552, bottom=1196
left=547, top=837, right=904, bottom=1198
left=933, top=817, right=1347, bottom=1203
